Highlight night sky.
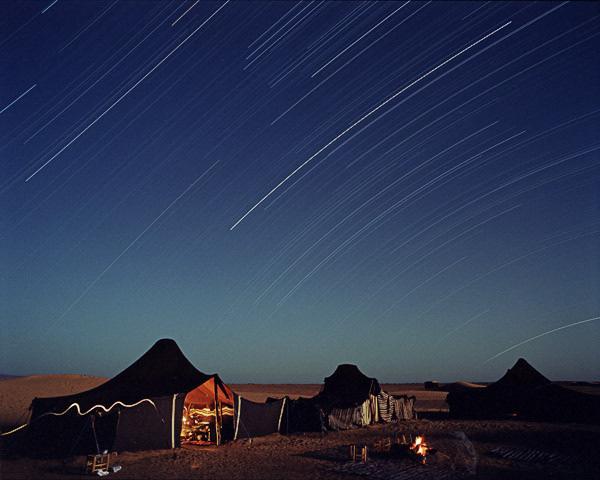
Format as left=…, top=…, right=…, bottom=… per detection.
left=2, top=1, right=599, bottom=383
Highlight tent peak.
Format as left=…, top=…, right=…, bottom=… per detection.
left=152, top=338, right=178, bottom=347
left=146, top=338, right=187, bottom=356
left=327, top=364, right=375, bottom=380
left=495, top=357, right=551, bottom=388
left=332, top=364, right=362, bottom=373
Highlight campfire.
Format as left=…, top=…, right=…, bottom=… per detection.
left=371, top=433, right=435, bottom=464
left=410, top=435, right=430, bottom=463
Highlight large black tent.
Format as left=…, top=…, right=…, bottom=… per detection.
left=315, top=364, right=380, bottom=429
left=447, top=358, right=600, bottom=423
left=312, top=364, right=415, bottom=430
left=447, top=358, right=549, bottom=419
left=11, top=339, right=232, bottom=456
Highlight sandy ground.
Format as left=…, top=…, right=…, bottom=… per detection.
left=2, top=376, right=599, bottom=479
left=2, top=420, right=599, bottom=479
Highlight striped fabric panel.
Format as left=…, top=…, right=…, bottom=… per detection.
left=394, top=396, right=416, bottom=420
left=378, top=392, right=395, bottom=423
left=377, top=392, right=416, bottom=421
left=329, top=399, right=372, bottom=430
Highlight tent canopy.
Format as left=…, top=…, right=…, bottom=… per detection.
left=31, top=339, right=228, bottom=415
left=20, top=339, right=233, bottom=455
left=316, top=364, right=381, bottom=409
left=490, top=358, right=551, bottom=390
left=185, top=377, right=234, bottom=408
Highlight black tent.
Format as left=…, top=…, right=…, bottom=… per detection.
left=316, top=364, right=381, bottom=409
left=447, top=358, right=600, bottom=423
left=282, top=397, right=324, bottom=433
left=492, top=358, right=552, bottom=388
left=447, top=358, right=548, bottom=419
left=313, top=364, right=381, bottom=430
left=13, top=339, right=231, bottom=456
left=233, top=397, right=286, bottom=440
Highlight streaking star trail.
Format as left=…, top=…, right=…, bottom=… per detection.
left=485, top=316, right=600, bottom=364
left=24, top=1, right=230, bottom=182
left=0, top=84, right=36, bottom=115
left=230, top=21, right=511, bottom=230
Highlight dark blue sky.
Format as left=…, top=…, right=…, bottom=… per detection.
left=2, top=1, right=598, bottom=383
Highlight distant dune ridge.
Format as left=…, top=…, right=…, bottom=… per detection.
left=0, top=376, right=448, bottom=432
left=439, top=381, right=487, bottom=392
left=0, top=374, right=107, bottom=430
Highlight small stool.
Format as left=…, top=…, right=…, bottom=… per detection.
left=349, top=445, right=368, bottom=463
left=85, top=453, right=110, bottom=474
left=361, top=446, right=368, bottom=463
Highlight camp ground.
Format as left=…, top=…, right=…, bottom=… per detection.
left=1, top=339, right=419, bottom=456
left=1, top=338, right=599, bottom=479
left=2, top=338, right=599, bottom=460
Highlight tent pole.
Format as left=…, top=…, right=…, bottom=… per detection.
left=171, top=394, right=177, bottom=449
left=219, top=392, right=223, bottom=439
left=214, top=379, right=220, bottom=446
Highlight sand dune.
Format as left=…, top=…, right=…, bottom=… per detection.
left=0, top=375, right=107, bottom=431
left=438, top=381, right=486, bottom=392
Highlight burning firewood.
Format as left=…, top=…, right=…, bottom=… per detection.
left=369, top=434, right=436, bottom=464
left=410, top=435, right=429, bottom=464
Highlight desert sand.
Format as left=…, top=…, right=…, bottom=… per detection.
left=1, top=376, right=599, bottom=479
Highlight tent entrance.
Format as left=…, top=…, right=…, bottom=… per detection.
left=180, top=378, right=234, bottom=445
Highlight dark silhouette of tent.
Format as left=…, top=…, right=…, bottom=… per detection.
left=233, top=397, right=287, bottom=439
left=242, top=364, right=381, bottom=433
left=276, top=364, right=415, bottom=434
left=492, top=358, right=552, bottom=388
left=10, top=339, right=232, bottom=456
left=316, top=364, right=381, bottom=409
left=311, top=364, right=415, bottom=430
left=447, top=358, right=600, bottom=423
left=281, top=396, right=324, bottom=433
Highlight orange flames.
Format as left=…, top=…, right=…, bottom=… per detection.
left=410, top=435, right=429, bottom=461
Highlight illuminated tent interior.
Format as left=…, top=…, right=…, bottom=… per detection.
left=181, top=376, right=235, bottom=445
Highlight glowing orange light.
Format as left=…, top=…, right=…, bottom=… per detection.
left=410, top=435, right=429, bottom=461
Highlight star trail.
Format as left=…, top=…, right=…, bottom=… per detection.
left=1, top=1, right=598, bottom=382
